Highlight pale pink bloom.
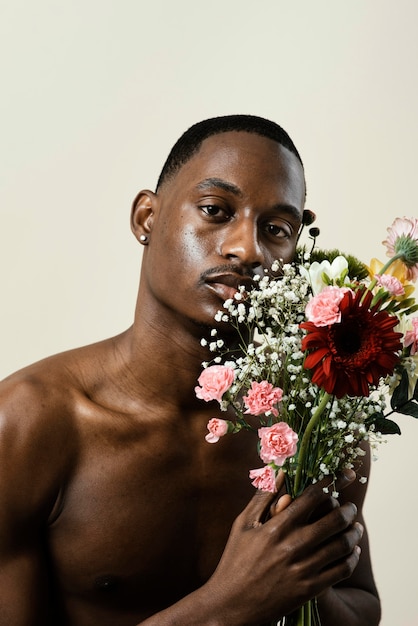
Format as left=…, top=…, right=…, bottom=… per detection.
left=205, top=418, right=229, bottom=443
left=243, top=380, right=283, bottom=417
left=404, top=317, right=418, bottom=355
left=374, top=274, right=405, bottom=296
left=249, top=466, right=277, bottom=493
left=258, top=422, right=298, bottom=466
left=383, top=217, right=418, bottom=281
left=195, top=365, right=235, bottom=403
left=305, top=286, right=348, bottom=327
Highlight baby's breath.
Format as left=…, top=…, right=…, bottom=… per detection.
left=200, top=245, right=417, bottom=498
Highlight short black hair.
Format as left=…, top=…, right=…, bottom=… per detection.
left=156, top=114, right=304, bottom=191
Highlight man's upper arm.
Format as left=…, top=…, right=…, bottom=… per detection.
left=0, top=547, right=52, bottom=624
left=337, top=443, right=379, bottom=598
left=0, top=373, right=74, bottom=625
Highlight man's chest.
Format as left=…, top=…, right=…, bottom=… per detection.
left=47, top=422, right=258, bottom=616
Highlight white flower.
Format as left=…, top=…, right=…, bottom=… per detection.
left=300, top=255, right=349, bottom=295
left=320, top=463, right=330, bottom=475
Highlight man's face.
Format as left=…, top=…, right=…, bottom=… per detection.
left=143, top=131, right=306, bottom=329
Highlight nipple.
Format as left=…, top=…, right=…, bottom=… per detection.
left=94, top=575, right=120, bottom=591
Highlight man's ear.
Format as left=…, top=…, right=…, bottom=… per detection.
left=130, top=190, right=158, bottom=243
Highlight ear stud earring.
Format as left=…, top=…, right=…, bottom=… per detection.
left=139, top=235, right=148, bottom=244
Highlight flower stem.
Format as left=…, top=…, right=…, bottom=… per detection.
left=367, top=253, right=405, bottom=293
left=293, top=392, right=331, bottom=496
left=360, top=253, right=405, bottom=306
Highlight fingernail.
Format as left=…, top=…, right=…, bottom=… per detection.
left=343, top=469, right=356, bottom=481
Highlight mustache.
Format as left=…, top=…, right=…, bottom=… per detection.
left=199, top=264, right=257, bottom=284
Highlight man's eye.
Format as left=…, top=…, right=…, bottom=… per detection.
left=200, top=205, right=227, bottom=218
left=265, top=223, right=290, bottom=238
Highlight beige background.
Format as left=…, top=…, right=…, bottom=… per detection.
left=1, top=1, right=417, bottom=623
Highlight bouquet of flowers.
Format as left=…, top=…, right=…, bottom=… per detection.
left=195, top=216, right=418, bottom=626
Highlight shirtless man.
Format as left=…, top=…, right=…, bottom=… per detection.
left=0, top=115, right=381, bottom=625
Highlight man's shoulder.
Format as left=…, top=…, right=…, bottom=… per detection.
left=0, top=350, right=91, bottom=524
left=1, top=346, right=88, bottom=416
left=1, top=336, right=115, bottom=400
left=0, top=341, right=112, bottom=464
left=0, top=335, right=123, bottom=437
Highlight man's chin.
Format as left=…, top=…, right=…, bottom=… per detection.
left=189, top=316, right=245, bottom=345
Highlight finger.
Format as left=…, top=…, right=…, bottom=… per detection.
left=275, top=469, right=286, bottom=493
left=332, top=468, right=357, bottom=493
left=242, top=469, right=289, bottom=527
left=325, top=543, right=362, bottom=585
left=284, top=470, right=357, bottom=524
left=308, top=490, right=340, bottom=523
left=274, top=494, right=292, bottom=514
left=268, top=470, right=288, bottom=517
left=307, top=501, right=359, bottom=551
left=239, top=488, right=281, bottom=530
left=287, top=510, right=363, bottom=586
left=306, top=544, right=363, bottom=599
left=318, top=520, right=364, bottom=568
left=314, top=526, right=364, bottom=589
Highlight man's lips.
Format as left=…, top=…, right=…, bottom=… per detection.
left=205, top=273, right=254, bottom=302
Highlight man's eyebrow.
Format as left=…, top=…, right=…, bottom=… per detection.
left=195, top=178, right=302, bottom=221
left=195, top=177, right=243, bottom=196
left=271, top=203, right=303, bottom=222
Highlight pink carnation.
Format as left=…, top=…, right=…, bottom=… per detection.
left=249, top=466, right=277, bottom=493
left=195, top=365, right=235, bottom=403
left=243, top=380, right=283, bottom=417
left=258, top=422, right=298, bottom=466
left=374, top=274, right=405, bottom=296
left=205, top=418, right=229, bottom=443
left=404, top=317, right=418, bottom=355
left=305, top=286, right=348, bottom=327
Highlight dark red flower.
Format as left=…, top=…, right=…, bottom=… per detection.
left=300, top=289, right=403, bottom=398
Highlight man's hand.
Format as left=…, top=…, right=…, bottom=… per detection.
left=140, top=469, right=380, bottom=626
left=204, top=469, right=362, bottom=625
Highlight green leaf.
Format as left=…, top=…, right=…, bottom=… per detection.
left=365, top=412, right=401, bottom=434
left=322, top=272, right=333, bottom=286
left=371, top=289, right=391, bottom=308
left=391, top=370, right=410, bottom=409
left=395, top=400, right=418, bottom=418
left=414, top=380, right=418, bottom=401
left=397, top=297, right=417, bottom=310
left=372, top=416, right=402, bottom=435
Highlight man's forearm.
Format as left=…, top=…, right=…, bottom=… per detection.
left=136, top=585, right=238, bottom=626
left=317, top=586, right=381, bottom=626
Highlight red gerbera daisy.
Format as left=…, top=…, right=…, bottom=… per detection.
left=300, top=289, right=403, bottom=398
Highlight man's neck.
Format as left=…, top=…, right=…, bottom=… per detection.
left=117, top=314, right=214, bottom=411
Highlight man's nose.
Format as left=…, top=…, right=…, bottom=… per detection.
left=220, top=219, right=264, bottom=268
